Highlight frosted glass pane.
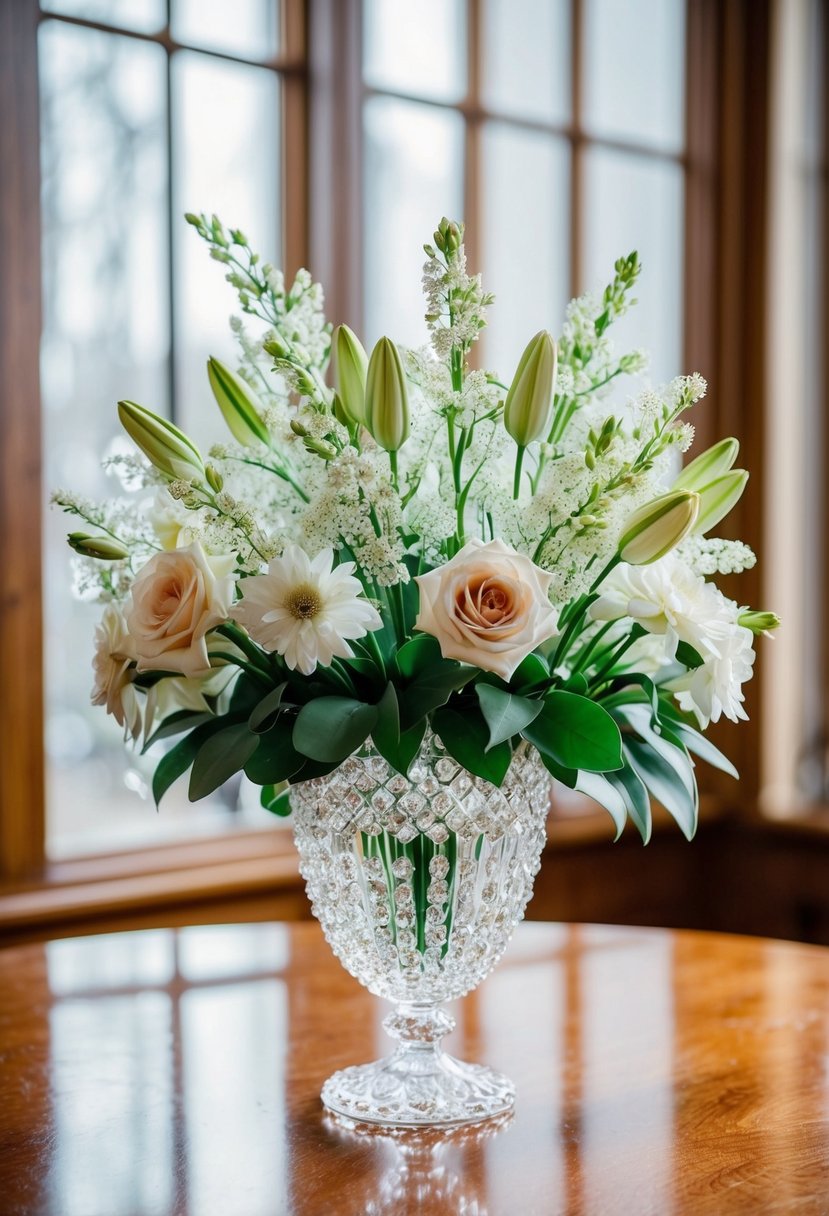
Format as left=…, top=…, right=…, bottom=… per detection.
left=583, top=148, right=683, bottom=386
left=364, top=0, right=466, bottom=101
left=41, top=0, right=165, bottom=33
left=172, top=0, right=279, bottom=59
left=481, top=125, right=570, bottom=381
left=172, top=52, right=280, bottom=443
left=482, top=0, right=571, bottom=124
left=364, top=97, right=464, bottom=348
left=583, top=0, right=685, bottom=153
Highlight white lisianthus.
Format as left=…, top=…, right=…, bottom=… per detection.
left=414, top=538, right=559, bottom=680
left=126, top=541, right=236, bottom=678
left=591, top=555, right=736, bottom=661
left=231, top=545, right=382, bottom=675
left=148, top=488, right=192, bottom=551
left=91, top=603, right=142, bottom=740
left=667, top=623, right=756, bottom=726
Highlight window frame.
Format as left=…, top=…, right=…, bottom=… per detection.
left=0, top=0, right=781, bottom=933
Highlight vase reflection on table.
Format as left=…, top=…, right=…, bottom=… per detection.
left=292, top=732, right=551, bottom=1127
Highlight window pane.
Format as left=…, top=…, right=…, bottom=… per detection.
left=172, top=51, right=280, bottom=444
left=583, top=148, right=683, bottom=387
left=583, top=0, right=685, bottom=153
left=41, top=0, right=165, bottom=33
left=481, top=125, right=570, bottom=380
left=482, top=0, right=571, bottom=125
left=363, top=97, right=464, bottom=348
left=171, top=0, right=280, bottom=60
left=363, top=0, right=467, bottom=102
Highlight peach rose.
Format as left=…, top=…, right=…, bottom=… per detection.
left=414, top=538, right=558, bottom=680
left=126, top=541, right=235, bottom=678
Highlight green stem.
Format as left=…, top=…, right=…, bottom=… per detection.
left=389, top=449, right=399, bottom=493
left=512, top=445, right=526, bottom=500
left=571, top=619, right=618, bottom=675
left=589, top=634, right=640, bottom=688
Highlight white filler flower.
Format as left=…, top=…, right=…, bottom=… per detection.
left=232, top=545, right=382, bottom=675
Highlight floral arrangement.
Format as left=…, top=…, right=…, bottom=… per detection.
left=55, top=215, right=779, bottom=842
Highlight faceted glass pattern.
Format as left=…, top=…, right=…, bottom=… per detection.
left=291, top=733, right=551, bottom=1125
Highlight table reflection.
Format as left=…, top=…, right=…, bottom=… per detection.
left=1, top=921, right=828, bottom=1214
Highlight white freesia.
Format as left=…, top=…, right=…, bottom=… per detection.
left=414, top=538, right=559, bottom=680
left=91, top=603, right=142, bottom=740
left=126, top=541, right=236, bottom=678
left=231, top=545, right=382, bottom=675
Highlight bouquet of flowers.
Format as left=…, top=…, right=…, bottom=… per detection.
left=55, top=215, right=778, bottom=843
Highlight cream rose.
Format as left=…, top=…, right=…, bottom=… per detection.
left=414, top=538, right=558, bottom=679
left=126, top=541, right=235, bottom=678
left=91, top=603, right=142, bottom=739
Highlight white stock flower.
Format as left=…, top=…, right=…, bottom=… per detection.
left=231, top=545, right=382, bottom=675
left=91, top=603, right=142, bottom=740
left=126, top=541, right=236, bottom=678
left=414, top=538, right=559, bottom=680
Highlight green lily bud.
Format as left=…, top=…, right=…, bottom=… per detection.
left=619, top=490, right=700, bottom=565
left=738, top=610, right=781, bottom=636
left=118, top=400, right=205, bottom=484
left=335, top=325, right=369, bottom=426
left=290, top=419, right=308, bottom=438
left=503, top=331, right=558, bottom=447
left=674, top=437, right=740, bottom=491
left=206, top=357, right=270, bottom=447
left=205, top=464, right=224, bottom=493
left=365, top=337, right=410, bottom=452
left=693, top=469, right=749, bottom=534
left=303, top=437, right=337, bottom=460
left=67, top=532, right=129, bottom=561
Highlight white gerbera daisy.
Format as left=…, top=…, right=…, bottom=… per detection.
left=232, top=545, right=382, bottom=675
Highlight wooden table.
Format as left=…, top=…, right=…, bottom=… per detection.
left=1, top=921, right=829, bottom=1215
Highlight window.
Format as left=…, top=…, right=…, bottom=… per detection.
left=38, top=2, right=304, bottom=858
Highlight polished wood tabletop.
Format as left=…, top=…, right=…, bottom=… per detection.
left=1, top=920, right=829, bottom=1215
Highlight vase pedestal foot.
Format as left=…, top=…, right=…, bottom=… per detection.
left=320, top=1003, right=516, bottom=1128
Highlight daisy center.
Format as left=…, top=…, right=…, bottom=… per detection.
left=285, top=583, right=323, bottom=620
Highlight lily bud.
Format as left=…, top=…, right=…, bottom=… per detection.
left=365, top=337, right=410, bottom=452
left=68, top=532, right=129, bottom=561
left=738, top=610, right=781, bottom=636
left=205, top=464, right=224, bottom=493
left=673, top=437, right=740, bottom=491
left=206, top=357, right=270, bottom=447
left=335, top=325, right=369, bottom=426
left=503, top=331, right=557, bottom=447
left=118, top=401, right=205, bottom=484
left=619, top=490, right=700, bottom=565
left=692, top=469, right=749, bottom=534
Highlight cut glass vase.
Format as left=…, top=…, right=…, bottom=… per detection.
left=290, top=732, right=552, bottom=1127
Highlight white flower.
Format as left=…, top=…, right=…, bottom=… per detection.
left=668, top=623, right=756, bottom=726
left=591, top=555, right=736, bottom=661
left=414, top=538, right=559, bottom=680
left=231, top=545, right=382, bottom=675
left=126, top=541, right=236, bottom=678
left=91, top=604, right=142, bottom=740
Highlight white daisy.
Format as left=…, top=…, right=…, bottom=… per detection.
left=232, top=545, right=382, bottom=675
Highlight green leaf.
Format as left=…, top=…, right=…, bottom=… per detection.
left=476, top=684, right=543, bottom=751
left=293, top=697, right=378, bottom=763
left=657, top=699, right=739, bottom=779
left=375, top=717, right=427, bottom=777
left=574, top=771, right=628, bottom=841
left=398, top=662, right=476, bottom=730
left=602, top=673, right=659, bottom=722
left=372, top=682, right=400, bottom=752
left=142, top=710, right=215, bottom=754
left=229, top=671, right=269, bottom=716
left=605, top=761, right=652, bottom=843
left=189, top=721, right=259, bottom=801
left=394, top=633, right=442, bottom=680
left=562, top=673, right=588, bottom=695
left=248, top=683, right=288, bottom=733
left=509, top=652, right=549, bottom=690
left=245, top=720, right=306, bottom=785
left=675, top=640, right=705, bottom=669
left=260, top=783, right=292, bottom=817
left=522, top=691, right=623, bottom=773
left=151, top=720, right=224, bottom=807
left=623, top=735, right=698, bottom=840
left=433, top=706, right=512, bottom=786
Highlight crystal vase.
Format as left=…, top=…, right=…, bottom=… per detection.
left=290, top=731, right=552, bottom=1127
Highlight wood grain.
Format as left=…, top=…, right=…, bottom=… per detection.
left=1, top=920, right=829, bottom=1214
